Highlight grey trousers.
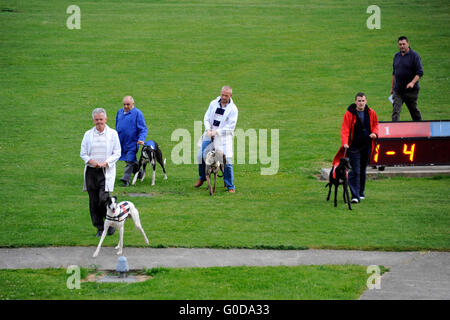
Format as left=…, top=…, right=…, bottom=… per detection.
left=120, top=161, right=137, bottom=183
left=392, top=89, right=422, bottom=121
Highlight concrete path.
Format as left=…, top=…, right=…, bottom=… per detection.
left=0, top=247, right=449, bottom=299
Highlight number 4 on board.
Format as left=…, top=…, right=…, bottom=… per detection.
left=403, top=144, right=415, bottom=162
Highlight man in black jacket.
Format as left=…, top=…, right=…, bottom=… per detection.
left=390, top=36, right=424, bottom=121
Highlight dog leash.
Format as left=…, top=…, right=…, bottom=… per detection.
left=211, top=136, right=215, bottom=151
left=343, top=147, right=348, bottom=158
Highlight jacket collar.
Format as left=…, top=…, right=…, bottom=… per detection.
left=347, top=103, right=369, bottom=114
left=216, top=96, right=234, bottom=108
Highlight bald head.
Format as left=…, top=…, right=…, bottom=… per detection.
left=122, top=96, right=135, bottom=112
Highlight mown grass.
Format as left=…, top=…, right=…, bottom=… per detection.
left=0, top=0, right=448, bottom=251
left=0, top=265, right=369, bottom=300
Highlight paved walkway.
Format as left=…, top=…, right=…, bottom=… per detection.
left=0, top=247, right=449, bottom=299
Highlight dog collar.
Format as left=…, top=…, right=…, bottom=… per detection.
left=106, top=202, right=130, bottom=222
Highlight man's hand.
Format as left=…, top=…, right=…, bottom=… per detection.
left=207, top=130, right=217, bottom=138
left=343, top=144, right=349, bottom=149
left=98, top=162, right=108, bottom=168
left=88, top=159, right=99, bottom=167
left=369, top=133, right=377, bottom=139
left=406, top=81, right=415, bottom=89
left=137, top=140, right=145, bottom=145
left=88, top=159, right=108, bottom=168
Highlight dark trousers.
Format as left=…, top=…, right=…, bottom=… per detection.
left=85, top=166, right=109, bottom=231
left=348, top=146, right=371, bottom=201
left=392, top=89, right=422, bottom=121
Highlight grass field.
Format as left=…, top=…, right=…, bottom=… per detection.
left=0, top=0, right=449, bottom=256
left=0, top=265, right=370, bottom=300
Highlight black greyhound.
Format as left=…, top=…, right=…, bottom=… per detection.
left=326, top=157, right=352, bottom=210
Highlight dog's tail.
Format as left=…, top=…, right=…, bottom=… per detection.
left=325, top=183, right=330, bottom=188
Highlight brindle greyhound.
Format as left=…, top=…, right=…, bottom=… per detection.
left=204, top=138, right=225, bottom=196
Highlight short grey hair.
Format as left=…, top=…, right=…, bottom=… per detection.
left=92, top=108, right=107, bottom=119
left=221, top=86, right=233, bottom=94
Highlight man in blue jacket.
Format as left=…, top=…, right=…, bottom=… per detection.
left=116, top=96, right=147, bottom=187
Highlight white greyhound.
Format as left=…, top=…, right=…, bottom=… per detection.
left=93, top=196, right=149, bottom=257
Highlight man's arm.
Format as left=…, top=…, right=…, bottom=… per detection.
left=406, top=74, right=420, bottom=89
left=204, top=103, right=214, bottom=137
left=390, top=74, right=395, bottom=94
left=370, top=109, right=379, bottom=139
left=137, top=111, right=147, bottom=145
left=407, top=52, right=423, bottom=89
left=80, top=132, right=93, bottom=164
left=104, top=130, right=121, bottom=168
left=341, top=111, right=352, bottom=149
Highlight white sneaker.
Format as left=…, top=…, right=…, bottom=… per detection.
left=360, top=196, right=365, bottom=200
left=351, top=198, right=359, bottom=203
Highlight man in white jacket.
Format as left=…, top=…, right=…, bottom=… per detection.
left=195, top=86, right=238, bottom=193
left=81, top=108, right=121, bottom=237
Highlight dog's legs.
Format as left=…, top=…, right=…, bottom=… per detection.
left=326, top=183, right=332, bottom=201
left=140, top=164, right=147, bottom=182
left=115, top=225, right=122, bottom=250
left=212, top=172, right=217, bottom=195
left=132, top=158, right=143, bottom=185
left=334, top=184, right=338, bottom=207
left=132, top=171, right=139, bottom=185
left=344, top=182, right=352, bottom=210
left=116, top=226, right=124, bottom=255
left=130, top=208, right=149, bottom=244
left=206, top=174, right=213, bottom=196
left=343, top=185, right=347, bottom=204
left=93, top=222, right=111, bottom=258
left=151, top=164, right=156, bottom=186
left=156, top=150, right=168, bottom=180
left=163, top=158, right=167, bottom=180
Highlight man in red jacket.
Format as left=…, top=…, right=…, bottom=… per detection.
left=333, top=92, right=379, bottom=203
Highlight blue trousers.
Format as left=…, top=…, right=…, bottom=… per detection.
left=348, top=146, right=371, bottom=201
left=198, top=138, right=235, bottom=190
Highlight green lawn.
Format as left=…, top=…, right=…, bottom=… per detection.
left=0, top=0, right=448, bottom=252
left=0, top=265, right=369, bottom=300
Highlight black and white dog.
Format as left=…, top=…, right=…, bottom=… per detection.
left=93, top=196, right=149, bottom=257
left=325, top=157, right=352, bottom=210
left=132, top=140, right=167, bottom=186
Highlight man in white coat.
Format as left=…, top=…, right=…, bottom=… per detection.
left=195, top=86, right=238, bottom=193
left=81, top=108, right=121, bottom=237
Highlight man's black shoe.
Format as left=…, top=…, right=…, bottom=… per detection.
left=95, top=230, right=103, bottom=237
left=121, top=180, right=130, bottom=187
left=107, top=227, right=115, bottom=236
